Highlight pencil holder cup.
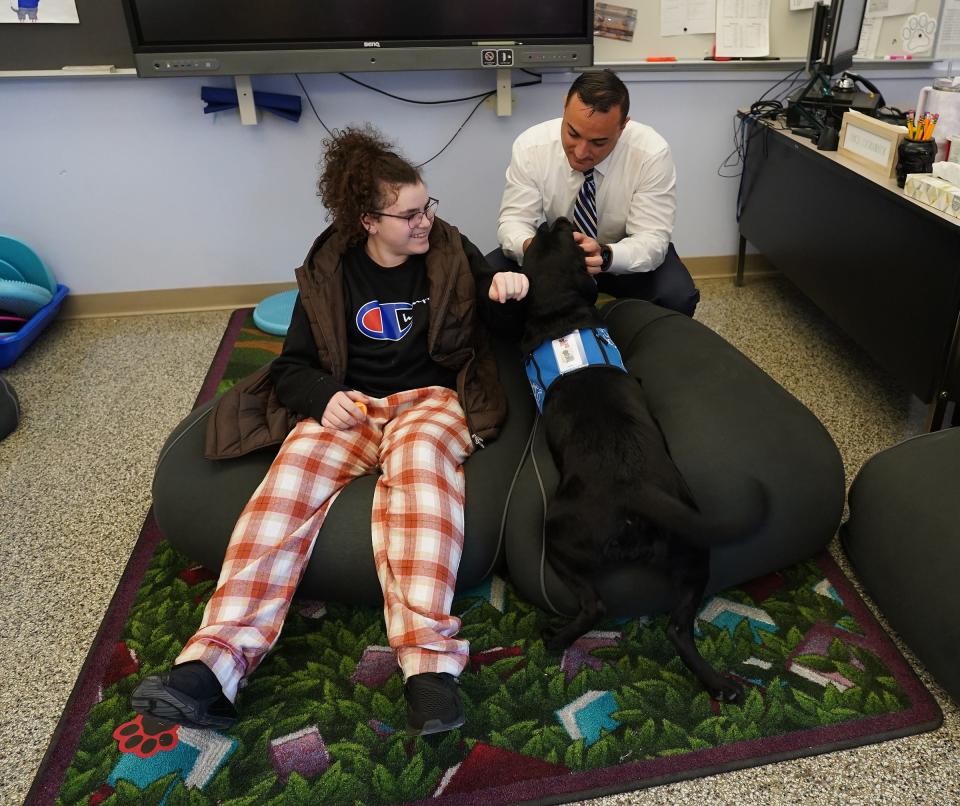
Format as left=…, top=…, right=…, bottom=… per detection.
left=896, top=138, right=938, bottom=188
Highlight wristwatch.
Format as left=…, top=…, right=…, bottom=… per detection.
left=599, top=243, right=613, bottom=272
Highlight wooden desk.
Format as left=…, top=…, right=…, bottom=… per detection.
left=736, top=116, right=960, bottom=430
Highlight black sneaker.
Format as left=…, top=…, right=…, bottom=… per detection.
left=404, top=672, right=465, bottom=736
left=131, top=660, right=238, bottom=730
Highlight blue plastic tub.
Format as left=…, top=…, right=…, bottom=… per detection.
left=0, top=284, right=69, bottom=368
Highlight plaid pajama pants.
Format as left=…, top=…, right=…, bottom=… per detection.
left=176, top=386, right=474, bottom=702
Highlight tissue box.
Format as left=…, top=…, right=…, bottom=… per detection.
left=904, top=174, right=955, bottom=212
left=944, top=185, right=960, bottom=218
left=907, top=171, right=960, bottom=218
left=933, top=160, right=960, bottom=186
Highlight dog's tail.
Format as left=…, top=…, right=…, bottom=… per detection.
left=634, top=474, right=767, bottom=548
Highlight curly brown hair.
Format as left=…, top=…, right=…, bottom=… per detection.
left=317, top=125, right=422, bottom=246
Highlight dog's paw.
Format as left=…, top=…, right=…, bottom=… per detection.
left=709, top=677, right=744, bottom=704
left=541, top=626, right=569, bottom=653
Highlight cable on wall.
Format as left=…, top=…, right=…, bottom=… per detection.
left=295, top=74, right=334, bottom=136
left=717, top=66, right=804, bottom=179
left=415, top=93, right=492, bottom=167
left=338, top=73, right=496, bottom=104
left=296, top=71, right=543, bottom=166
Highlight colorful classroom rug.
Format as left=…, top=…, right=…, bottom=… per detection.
left=28, top=310, right=942, bottom=806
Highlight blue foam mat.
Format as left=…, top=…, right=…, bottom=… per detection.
left=0, top=278, right=54, bottom=318
left=253, top=289, right=298, bottom=336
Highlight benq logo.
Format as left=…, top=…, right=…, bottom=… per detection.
left=363, top=41, right=382, bottom=48
left=356, top=301, right=413, bottom=341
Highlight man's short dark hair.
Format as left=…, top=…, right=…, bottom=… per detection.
left=566, top=70, right=630, bottom=121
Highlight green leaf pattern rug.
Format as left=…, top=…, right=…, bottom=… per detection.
left=37, top=312, right=941, bottom=806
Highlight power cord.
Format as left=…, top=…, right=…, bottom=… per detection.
left=717, top=100, right=785, bottom=179
left=749, top=99, right=786, bottom=121
left=334, top=71, right=543, bottom=167
left=338, top=72, right=503, bottom=104
left=842, top=72, right=886, bottom=110
left=718, top=66, right=805, bottom=179
left=296, top=71, right=543, bottom=166
left=759, top=66, right=806, bottom=105
left=721, top=67, right=807, bottom=224
left=295, top=74, right=334, bottom=136
left=876, top=105, right=908, bottom=125
left=416, top=94, right=492, bottom=168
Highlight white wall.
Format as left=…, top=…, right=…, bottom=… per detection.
left=0, top=67, right=940, bottom=294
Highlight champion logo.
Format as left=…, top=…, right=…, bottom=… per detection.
left=356, top=300, right=415, bottom=341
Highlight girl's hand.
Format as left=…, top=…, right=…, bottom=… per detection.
left=488, top=271, right=530, bottom=303
left=321, top=390, right=370, bottom=430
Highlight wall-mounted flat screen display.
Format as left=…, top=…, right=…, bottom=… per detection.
left=123, top=0, right=594, bottom=76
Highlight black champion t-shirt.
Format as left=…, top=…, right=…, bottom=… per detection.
left=341, top=245, right=457, bottom=397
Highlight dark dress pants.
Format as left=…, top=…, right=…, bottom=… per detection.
left=485, top=242, right=700, bottom=317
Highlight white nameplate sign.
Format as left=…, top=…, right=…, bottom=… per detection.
left=838, top=110, right=907, bottom=178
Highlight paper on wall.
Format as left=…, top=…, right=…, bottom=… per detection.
left=902, top=11, right=937, bottom=54
left=0, top=0, right=79, bottom=23
left=865, top=0, right=916, bottom=18
left=789, top=0, right=820, bottom=10
left=935, top=0, right=960, bottom=58
left=855, top=15, right=883, bottom=58
left=715, top=0, right=770, bottom=57
left=661, top=0, right=717, bottom=36
left=596, top=2, right=638, bottom=41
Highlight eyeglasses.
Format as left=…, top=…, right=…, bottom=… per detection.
left=369, top=197, right=439, bottom=229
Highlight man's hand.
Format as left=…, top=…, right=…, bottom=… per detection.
left=322, top=390, right=370, bottom=430
left=488, top=271, right=530, bottom=303
left=572, top=231, right=604, bottom=275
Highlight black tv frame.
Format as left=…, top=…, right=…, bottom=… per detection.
left=121, top=0, right=594, bottom=77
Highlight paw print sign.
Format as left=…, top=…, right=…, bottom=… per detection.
left=902, top=13, right=937, bottom=55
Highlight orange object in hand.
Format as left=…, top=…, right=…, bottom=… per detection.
left=355, top=401, right=368, bottom=417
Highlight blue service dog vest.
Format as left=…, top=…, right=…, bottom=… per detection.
left=524, top=327, right=627, bottom=413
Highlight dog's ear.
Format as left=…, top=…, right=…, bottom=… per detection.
left=524, top=222, right=552, bottom=266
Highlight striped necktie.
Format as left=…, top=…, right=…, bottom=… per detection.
left=572, top=167, right=598, bottom=241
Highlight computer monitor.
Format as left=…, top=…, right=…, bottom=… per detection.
left=824, top=0, right=869, bottom=75
left=788, top=0, right=878, bottom=142
left=806, top=0, right=869, bottom=78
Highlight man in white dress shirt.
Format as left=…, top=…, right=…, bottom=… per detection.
left=495, top=70, right=699, bottom=316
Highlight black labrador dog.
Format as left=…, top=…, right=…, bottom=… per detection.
left=520, top=218, right=763, bottom=703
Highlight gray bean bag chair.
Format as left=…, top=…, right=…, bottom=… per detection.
left=152, top=336, right=534, bottom=605
left=502, top=299, right=846, bottom=617
left=153, top=300, right=845, bottom=615
left=0, top=376, right=19, bottom=441
left=841, top=427, right=960, bottom=703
